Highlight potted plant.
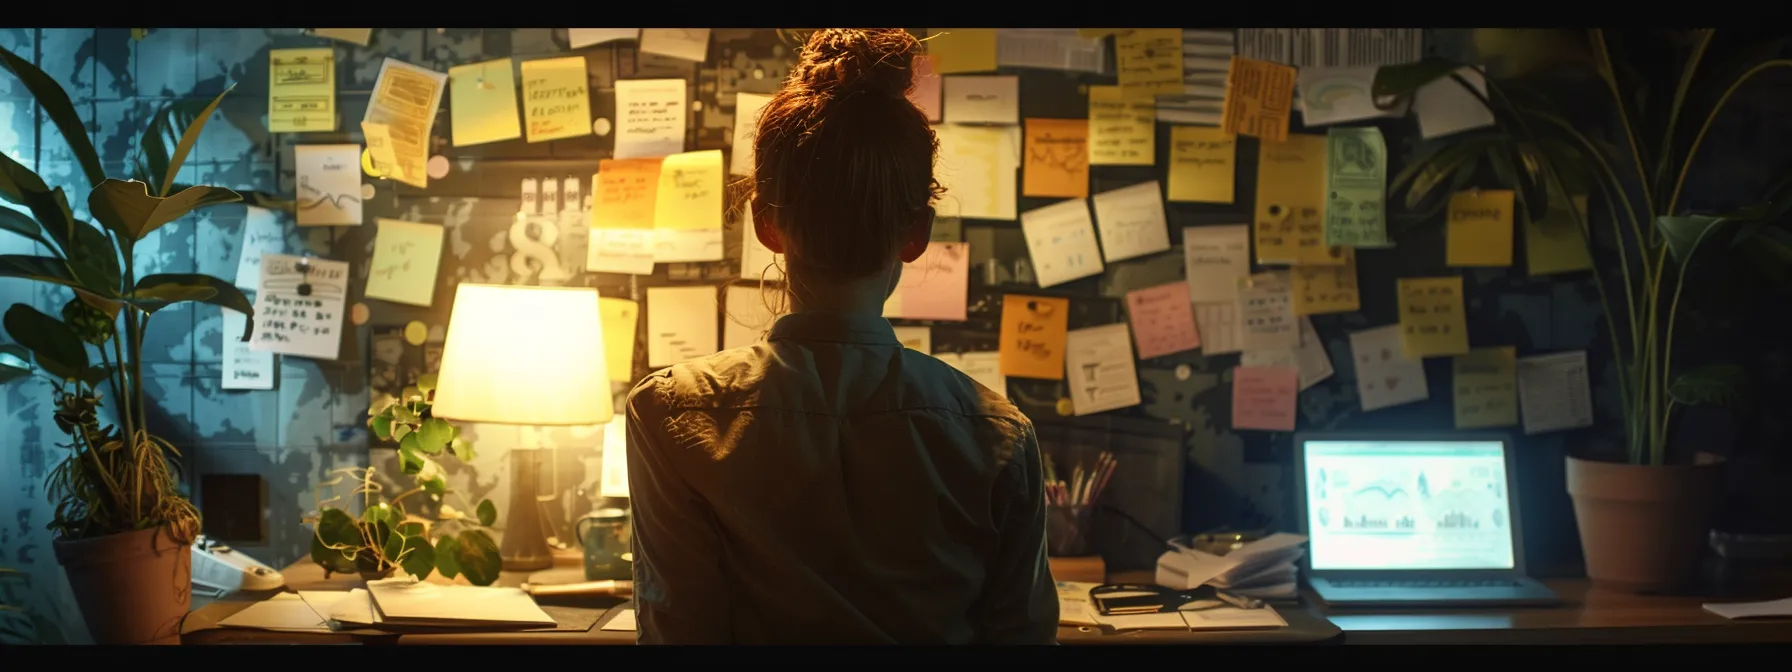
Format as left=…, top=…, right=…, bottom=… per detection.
left=307, top=374, right=505, bottom=586
left=0, top=47, right=264, bottom=643
left=1374, top=29, right=1792, bottom=590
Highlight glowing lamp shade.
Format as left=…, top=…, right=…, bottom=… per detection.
left=431, top=284, right=612, bottom=426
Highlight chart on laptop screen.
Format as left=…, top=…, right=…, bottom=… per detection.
left=1303, top=441, right=1516, bottom=570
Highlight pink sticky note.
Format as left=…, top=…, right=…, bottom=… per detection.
left=1125, top=281, right=1201, bottom=359
left=1232, top=366, right=1299, bottom=431
left=909, top=55, right=942, bottom=122
left=895, top=241, right=968, bottom=321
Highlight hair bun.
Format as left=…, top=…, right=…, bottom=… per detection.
left=794, top=28, right=920, bottom=99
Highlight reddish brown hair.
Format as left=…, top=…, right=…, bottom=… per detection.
left=751, top=29, right=942, bottom=281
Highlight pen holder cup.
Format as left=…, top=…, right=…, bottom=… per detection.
left=1046, top=504, right=1095, bottom=557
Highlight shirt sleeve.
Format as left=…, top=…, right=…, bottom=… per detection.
left=626, top=378, right=732, bottom=644
left=972, top=420, right=1060, bottom=644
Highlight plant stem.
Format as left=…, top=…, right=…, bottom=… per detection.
left=1653, top=29, right=1713, bottom=202
left=1589, top=30, right=1659, bottom=223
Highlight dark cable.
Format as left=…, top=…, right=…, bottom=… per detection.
left=1095, top=503, right=1168, bottom=549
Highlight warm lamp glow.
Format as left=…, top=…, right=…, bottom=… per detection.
left=431, top=284, right=612, bottom=426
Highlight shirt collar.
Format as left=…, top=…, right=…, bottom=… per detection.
left=768, top=311, right=901, bottom=346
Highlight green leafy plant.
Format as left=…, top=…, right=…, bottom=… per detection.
left=1374, top=29, right=1791, bottom=466
left=307, top=374, right=503, bottom=586
left=0, top=45, right=289, bottom=543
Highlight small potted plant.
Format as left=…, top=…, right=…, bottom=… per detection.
left=306, top=374, right=504, bottom=586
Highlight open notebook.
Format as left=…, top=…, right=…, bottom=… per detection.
left=365, top=578, right=557, bottom=627
left=1055, top=581, right=1288, bottom=631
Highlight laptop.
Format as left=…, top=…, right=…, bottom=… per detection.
left=1293, top=433, right=1560, bottom=607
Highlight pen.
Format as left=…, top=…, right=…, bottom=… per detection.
left=1215, top=590, right=1263, bottom=610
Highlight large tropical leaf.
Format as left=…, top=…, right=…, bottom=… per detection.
left=1, top=305, right=86, bottom=381
left=0, top=206, right=48, bottom=248
left=1656, top=213, right=1738, bottom=265
left=158, top=85, right=234, bottom=198
left=1372, top=57, right=1466, bottom=101
left=1731, top=221, right=1792, bottom=291
left=127, top=284, right=217, bottom=313
left=87, top=179, right=241, bottom=243
left=1668, top=363, right=1749, bottom=406
left=0, top=254, right=85, bottom=290
left=63, top=219, right=121, bottom=294
left=0, top=152, right=77, bottom=256
left=164, top=183, right=294, bottom=213
left=1487, top=141, right=1551, bottom=223
left=135, top=273, right=254, bottom=336
left=0, top=46, right=105, bottom=189
left=0, top=343, right=29, bottom=384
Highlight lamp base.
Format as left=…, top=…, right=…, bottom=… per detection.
left=500, top=449, right=554, bottom=572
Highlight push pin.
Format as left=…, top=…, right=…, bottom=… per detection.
left=295, top=258, right=314, bottom=296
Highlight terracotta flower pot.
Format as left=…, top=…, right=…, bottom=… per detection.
left=1565, top=454, right=1725, bottom=592
left=52, top=525, right=191, bottom=645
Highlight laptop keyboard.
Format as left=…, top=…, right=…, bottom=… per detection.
left=1331, top=579, right=1522, bottom=589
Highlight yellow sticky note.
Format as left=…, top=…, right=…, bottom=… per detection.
left=268, top=48, right=336, bottom=133
left=599, top=297, right=639, bottom=383
left=1255, top=134, right=1344, bottom=265
left=999, top=294, right=1069, bottom=380
left=925, top=28, right=997, bottom=74
left=448, top=58, right=521, bottom=147
left=1022, top=118, right=1089, bottom=199
left=361, top=121, right=397, bottom=175
left=1115, top=28, right=1183, bottom=96
left=653, top=150, right=723, bottom=230
left=1088, top=86, right=1154, bottom=166
left=1526, top=192, right=1593, bottom=276
left=364, top=219, right=445, bottom=307
left=1168, top=126, right=1235, bottom=203
left=520, top=56, right=592, bottom=143
left=1220, top=56, right=1297, bottom=143
left=1292, top=251, right=1360, bottom=315
left=592, top=158, right=661, bottom=230
left=1398, top=277, right=1470, bottom=359
left=1453, top=346, right=1518, bottom=429
left=1447, top=189, right=1516, bottom=267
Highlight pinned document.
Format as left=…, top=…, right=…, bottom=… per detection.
left=221, top=308, right=275, bottom=391
left=1516, top=350, right=1594, bottom=434
left=520, top=56, right=592, bottom=143
left=1022, top=118, right=1089, bottom=198
left=1090, top=181, right=1170, bottom=262
left=1241, top=317, right=1334, bottom=391
left=653, top=150, right=722, bottom=231
left=1447, top=190, right=1516, bottom=267
left=1297, top=66, right=1408, bottom=127
left=1415, top=67, right=1496, bottom=140
left=926, top=28, right=998, bottom=74
left=268, top=48, right=336, bottom=133
left=884, top=242, right=970, bottom=322
left=729, top=93, right=772, bottom=176
left=1064, top=323, right=1142, bottom=415
left=448, top=58, right=522, bottom=146
left=1115, top=29, right=1182, bottom=95
left=1019, top=199, right=1103, bottom=288
left=362, top=58, right=447, bottom=189
left=250, top=254, right=348, bottom=361
left=1194, top=302, right=1243, bottom=356
left=1349, top=324, right=1429, bottom=412
left=599, top=297, right=638, bottom=383
left=1255, top=134, right=1339, bottom=265
left=999, top=294, right=1069, bottom=379
left=639, top=28, right=710, bottom=62
left=1220, top=56, right=1296, bottom=142
left=294, top=144, right=362, bottom=226
left=363, top=219, right=444, bottom=307
left=233, top=206, right=285, bottom=290
left=646, top=286, right=718, bottom=367
left=1454, top=346, right=1518, bottom=429
left=1183, top=225, right=1252, bottom=303
left=614, top=79, right=687, bottom=159
left=945, top=76, right=1020, bottom=125
left=1167, top=126, right=1236, bottom=204
left=1237, top=272, right=1298, bottom=353
left=1126, top=281, right=1201, bottom=359
left=1232, top=366, right=1299, bottom=431
left=1087, top=86, right=1154, bottom=166
left=933, top=124, right=1020, bottom=221
left=1291, top=253, right=1360, bottom=315
left=1323, top=127, right=1389, bottom=248
left=938, top=351, right=1006, bottom=398
left=1397, top=276, right=1470, bottom=359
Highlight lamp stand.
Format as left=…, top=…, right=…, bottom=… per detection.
left=500, top=427, right=553, bottom=571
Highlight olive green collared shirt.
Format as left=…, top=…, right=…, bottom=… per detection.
left=625, top=311, right=1058, bottom=645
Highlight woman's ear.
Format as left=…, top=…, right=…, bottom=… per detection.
left=751, top=198, right=785, bottom=254
left=897, top=208, right=935, bottom=263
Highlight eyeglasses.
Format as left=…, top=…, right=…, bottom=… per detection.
left=1088, top=583, right=1263, bottom=615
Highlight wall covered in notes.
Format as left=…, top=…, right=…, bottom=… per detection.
left=2, top=28, right=1787, bottom=641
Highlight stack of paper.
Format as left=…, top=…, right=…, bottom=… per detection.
left=1055, top=580, right=1288, bottom=632
left=1156, top=533, right=1308, bottom=602
left=365, top=577, right=557, bottom=628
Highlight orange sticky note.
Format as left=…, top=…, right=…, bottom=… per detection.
left=1255, top=134, right=1343, bottom=266
left=1233, top=365, right=1299, bottom=431
left=1292, top=251, right=1360, bottom=315
left=1221, top=56, right=1297, bottom=143
left=591, top=158, right=661, bottom=230
left=1126, top=281, right=1201, bottom=359
left=999, top=294, right=1070, bottom=380
left=1023, top=118, right=1090, bottom=199
left=1397, top=277, right=1470, bottom=359
left=1447, top=189, right=1516, bottom=267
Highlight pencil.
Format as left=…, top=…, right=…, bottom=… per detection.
left=1091, top=455, right=1117, bottom=504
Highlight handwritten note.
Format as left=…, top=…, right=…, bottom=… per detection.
left=447, top=58, right=521, bottom=146
left=221, top=308, right=275, bottom=390
left=1232, top=366, right=1298, bottom=431
left=653, top=150, right=722, bottom=231
left=1415, top=67, right=1496, bottom=140
left=233, top=206, right=284, bottom=290
left=740, top=207, right=784, bottom=282
left=1019, top=199, right=1104, bottom=288
left=294, top=144, right=362, bottom=226
left=362, top=58, right=447, bottom=189
left=944, top=76, right=1020, bottom=125
left=999, top=294, right=1069, bottom=379
left=569, top=28, right=637, bottom=48
left=1397, top=277, right=1470, bottom=359
left=1526, top=192, right=1593, bottom=276
left=360, top=122, right=396, bottom=174
left=1255, top=134, right=1343, bottom=265
left=1221, top=56, right=1296, bottom=142
left=654, top=227, right=723, bottom=263
left=599, top=297, right=638, bottom=383
left=1115, top=28, right=1183, bottom=95
left=591, top=158, right=660, bottom=230
left=729, top=92, right=772, bottom=176
left=884, top=242, right=970, bottom=322
left=520, top=57, right=591, bottom=143
left=1126, top=281, right=1200, bottom=359
left=1184, top=224, right=1252, bottom=303
left=639, top=28, right=710, bottom=62
left=1447, top=190, right=1515, bottom=267
left=1194, top=302, right=1243, bottom=355
left=1238, top=272, right=1298, bottom=352
left=250, top=254, right=348, bottom=361
left=1516, top=350, right=1595, bottom=434
left=1022, top=118, right=1089, bottom=198
left=1292, top=252, right=1360, bottom=315
left=1168, top=126, right=1236, bottom=203
left=723, top=285, right=778, bottom=350
left=268, top=48, right=335, bottom=133
left=933, top=125, right=1020, bottom=221
left=311, top=28, right=371, bottom=46
left=1241, top=317, right=1334, bottom=391
left=1088, top=86, right=1153, bottom=166
left=926, top=28, right=998, bottom=74
left=1065, top=323, right=1142, bottom=415
left=1297, top=66, right=1408, bottom=127
left=1349, top=324, right=1430, bottom=412
left=909, top=56, right=943, bottom=122
left=1323, top=126, right=1389, bottom=247
left=1090, top=181, right=1170, bottom=262
left=363, top=219, right=444, bottom=307
left=1454, top=346, right=1518, bottom=429
left=646, top=285, right=718, bottom=367
left=614, top=79, right=687, bottom=159
left=936, top=351, right=1006, bottom=398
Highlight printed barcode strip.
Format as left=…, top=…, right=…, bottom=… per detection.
left=1237, top=29, right=1424, bottom=68
left=1165, top=29, right=1234, bottom=125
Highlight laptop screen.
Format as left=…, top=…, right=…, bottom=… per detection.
left=1302, top=440, right=1516, bottom=571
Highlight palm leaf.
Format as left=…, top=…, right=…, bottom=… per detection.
left=1668, top=364, right=1749, bottom=406
left=159, top=85, right=234, bottom=198
left=0, top=45, right=105, bottom=189
left=1, top=305, right=87, bottom=381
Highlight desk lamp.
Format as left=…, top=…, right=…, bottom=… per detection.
left=431, top=284, right=612, bottom=571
